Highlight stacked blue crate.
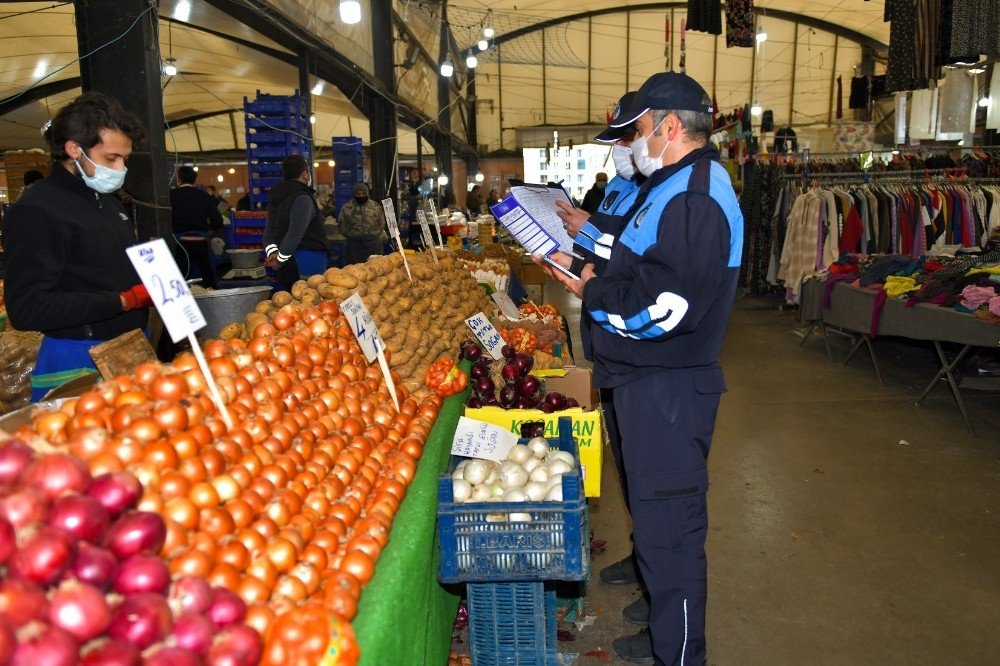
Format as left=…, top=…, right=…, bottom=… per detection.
left=244, top=90, right=312, bottom=210
left=331, top=136, right=363, bottom=217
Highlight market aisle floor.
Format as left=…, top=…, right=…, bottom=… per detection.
left=544, top=286, right=1000, bottom=665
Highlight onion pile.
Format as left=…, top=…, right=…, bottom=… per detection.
left=0, top=440, right=260, bottom=664
left=450, top=437, right=578, bottom=505
left=464, top=344, right=579, bottom=412
left=9, top=299, right=444, bottom=663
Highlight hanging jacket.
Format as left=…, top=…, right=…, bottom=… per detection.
left=4, top=164, right=148, bottom=339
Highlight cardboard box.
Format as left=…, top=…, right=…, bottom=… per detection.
left=543, top=366, right=594, bottom=410
left=518, top=263, right=547, bottom=285
left=465, top=406, right=603, bottom=498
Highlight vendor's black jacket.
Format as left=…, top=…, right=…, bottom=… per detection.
left=170, top=185, right=224, bottom=236
left=583, top=145, right=744, bottom=388
left=264, top=180, right=328, bottom=256
left=4, top=164, right=148, bottom=339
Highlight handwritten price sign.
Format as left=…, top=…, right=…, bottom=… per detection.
left=466, top=312, right=504, bottom=360
left=381, top=198, right=399, bottom=233
left=126, top=239, right=206, bottom=343
left=450, top=416, right=518, bottom=461
left=340, top=293, right=384, bottom=364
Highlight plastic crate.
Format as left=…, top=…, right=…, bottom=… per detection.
left=467, top=582, right=560, bottom=666
left=437, top=417, right=589, bottom=583
left=331, top=136, right=363, bottom=151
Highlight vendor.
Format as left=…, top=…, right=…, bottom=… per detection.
left=4, top=91, right=152, bottom=401
left=263, top=154, right=329, bottom=288
left=170, top=165, right=224, bottom=289
left=338, top=183, right=387, bottom=265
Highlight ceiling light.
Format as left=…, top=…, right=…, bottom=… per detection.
left=751, top=101, right=762, bottom=117
left=163, top=58, right=178, bottom=77
left=466, top=54, right=478, bottom=69
left=483, top=26, right=494, bottom=39
left=755, top=27, right=767, bottom=44
left=432, top=166, right=438, bottom=172
left=478, top=39, right=489, bottom=51
left=228, top=167, right=235, bottom=174
left=969, top=66, right=987, bottom=75
left=328, top=160, right=335, bottom=167
left=892, top=150, right=900, bottom=155
left=339, top=0, right=362, bottom=25
left=173, top=0, right=191, bottom=22
left=313, top=162, right=319, bottom=168
left=438, top=174, right=449, bottom=186
left=979, top=96, right=991, bottom=108
left=192, top=166, right=199, bottom=172
left=310, top=114, right=316, bottom=124
left=440, top=54, right=454, bottom=78
left=475, top=172, right=485, bottom=182
left=311, top=81, right=324, bottom=95
left=216, top=174, right=224, bottom=183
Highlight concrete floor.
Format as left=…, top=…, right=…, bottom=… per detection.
left=543, top=284, right=1000, bottom=664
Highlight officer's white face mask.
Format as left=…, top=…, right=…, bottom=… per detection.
left=632, top=116, right=670, bottom=178
left=612, top=144, right=636, bottom=180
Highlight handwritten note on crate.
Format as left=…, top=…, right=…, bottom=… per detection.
left=451, top=416, right=519, bottom=461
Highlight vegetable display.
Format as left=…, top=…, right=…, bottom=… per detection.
left=449, top=437, right=578, bottom=504
left=0, top=438, right=260, bottom=664
left=0, top=331, right=43, bottom=412
left=423, top=357, right=468, bottom=398
left=462, top=343, right=578, bottom=412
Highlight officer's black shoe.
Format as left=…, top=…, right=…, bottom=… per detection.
left=611, top=627, right=654, bottom=664
left=623, top=594, right=650, bottom=626
left=599, top=553, right=639, bottom=585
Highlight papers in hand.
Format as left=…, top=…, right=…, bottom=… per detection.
left=489, top=184, right=581, bottom=280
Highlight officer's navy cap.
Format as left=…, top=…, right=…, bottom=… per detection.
left=610, top=72, right=713, bottom=128
left=594, top=91, right=639, bottom=143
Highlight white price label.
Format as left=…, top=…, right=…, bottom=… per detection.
left=426, top=200, right=444, bottom=249
left=416, top=210, right=438, bottom=263
left=340, top=293, right=385, bottom=364
left=126, top=239, right=207, bottom=344
left=451, top=416, right=519, bottom=462
left=491, top=291, right=521, bottom=320
left=381, top=198, right=399, bottom=233
left=466, top=312, right=504, bottom=360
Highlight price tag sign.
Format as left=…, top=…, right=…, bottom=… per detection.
left=415, top=210, right=438, bottom=263
left=426, top=200, right=444, bottom=249
left=466, top=312, right=504, bottom=360
left=491, top=291, right=521, bottom=320
left=451, top=416, right=519, bottom=462
left=340, top=293, right=384, bottom=364
left=126, top=239, right=206, bottom=344
left=381, top=198, right=399, bottom=234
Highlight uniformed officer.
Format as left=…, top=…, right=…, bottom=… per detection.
left=541, top=72, right=743, bottom=664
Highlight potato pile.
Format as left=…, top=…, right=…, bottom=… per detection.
left=0, top=331, right=42, bottom=412
left=238, top=253, right=495, bottom=392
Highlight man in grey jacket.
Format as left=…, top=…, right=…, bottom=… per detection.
left=338, top=183, right=387, bottom=265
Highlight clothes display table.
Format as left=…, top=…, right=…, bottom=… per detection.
left=799, top=279, right=1000, bottom=435
left=352, top=377, right=469, bottom=665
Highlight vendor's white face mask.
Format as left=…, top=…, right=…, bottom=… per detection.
left=75, top=147, right=127, bottom=194
left=612, top=144, right=636, bottom=180
left=632, top=117, right=670, bottom=178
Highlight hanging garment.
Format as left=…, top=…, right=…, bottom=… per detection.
left=687, top=0, right=722, bottom=35
left=849, top=76, right=870, bottom=109
left=760, top=109, right=774, bottom=133
left=937, top=69, right=975, bottom=135
left=987, top=68, right=1000, bottom=131
left=914, top=0, right=943, bottom=86
left=725, top=0, right=754, bottom=47
left=885, top=0, right=917, bottom=92
left=778, top=191, right=825, bottom=302
left=950, top=0, right=1000, bottom=61
left=836, top=76, right=844, bottom=119
left=936, top=0, right=978, bottom=67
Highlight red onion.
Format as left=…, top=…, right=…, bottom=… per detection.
left=206, top=588, right=247, bottom=629
left=466, top=396, right=483, bottom=409
left=87, top=473, right=142, bottom=518
left=171, top=613, right=215, bottom=655
left=11, top=623, right=79, bottom=666
left=499, top=385, right=518, bottom=407
left=501, top=344, right=516, bottom=359
left=515, top=374, right=541, bottom=397
left=21, top=453, right=91, bottom=500
left=543, top=391, right=566, bottom=410
left=146, top=646, right=200, bottom=666
left=0, top=438, right=35, bottom=484
left=107, top=593, right=173, bottom=649
left=10, top=526, right=76, bottom=585
left=470, top=362, right=489, bottom=380
left=103, top=511, right=166, bottom=559
left=0, top=486, right=50, bottom=528
left=70, top=543, right=118, bottom=590
left=81, top=639, right=141, bottom=665
left=565, top=397, right=580, bottom=409
left=212, top=624, right=263, bottom=665
left=168, top=576, right=213, bottom=616
left=48, top=580, right=112, bottom=641
left=513, top=353, right=534, bottom=376
left=0, top=516, right=14, bottom=564
left=113, top=553, right=170, bottom=595
left=501, top=362, right=520, bottom=384
left=0, top=616, right=13, bottom=665
left=464, top=343, right=483, bottom=362
left=48, top=494, right=111, bottom=543
left=472, top=376, right=495, bottom=396
left=0, top=577, right=48, bottom=627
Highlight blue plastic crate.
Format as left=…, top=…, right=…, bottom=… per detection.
left=467, top=582, right=560, bottom=666
left=437, top=418, right=589, bottom=583
left=331, top=136, right=363, bottom=151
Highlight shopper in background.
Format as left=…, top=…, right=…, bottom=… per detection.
left=264, top=154, right=329, bottom=289
left=4, top=91, right=152, bottom=401
left=486, top=187, right=500, bottom=209
left=205, top=184, right=230, bottom=216
left=581, top=171, right=609, bottom=214
left=338, top=183, right=387, bottom=265
left=554, top=91, right=647, bottom=611
left=21, top=169, right=44, bottom=192
left=170, top=166, right=224, bottom=289
left=465, top=184, right=484, bottom=216
left=236, top=192, right=253, bottom=211
left=540, top=72, right=743, bottom=664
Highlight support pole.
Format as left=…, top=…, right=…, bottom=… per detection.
left=498, top=43, right=504, bottom=152
left=436, top=1, right=454, bottom=206
left=712, top=31, right=718, bottom=100
left=74, top=0, right=171, bottom=242
left=789, top=23, right=799, bottom=126
left=749, top=35, right=757, bottom=108
left=828, top=36, right=840, bottom=126
left=587, top=18, right=592, bottom=122
left=541, top=29, right=547, bottom=125
left=625, top=10, right=631, bottom=90
left=370, top=0, right=399, bottom=202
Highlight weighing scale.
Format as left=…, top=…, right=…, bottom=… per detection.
left=221, top=265, right=267, bottom=280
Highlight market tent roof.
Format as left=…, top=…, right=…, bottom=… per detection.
left=0, top=1, right=890, bottom=156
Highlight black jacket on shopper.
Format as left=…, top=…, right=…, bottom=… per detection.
left=170, top=185, right=224, bottom=236
left=263, top=180, right=328, bottom=259
left=3, top=164, right=148, bottom=339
